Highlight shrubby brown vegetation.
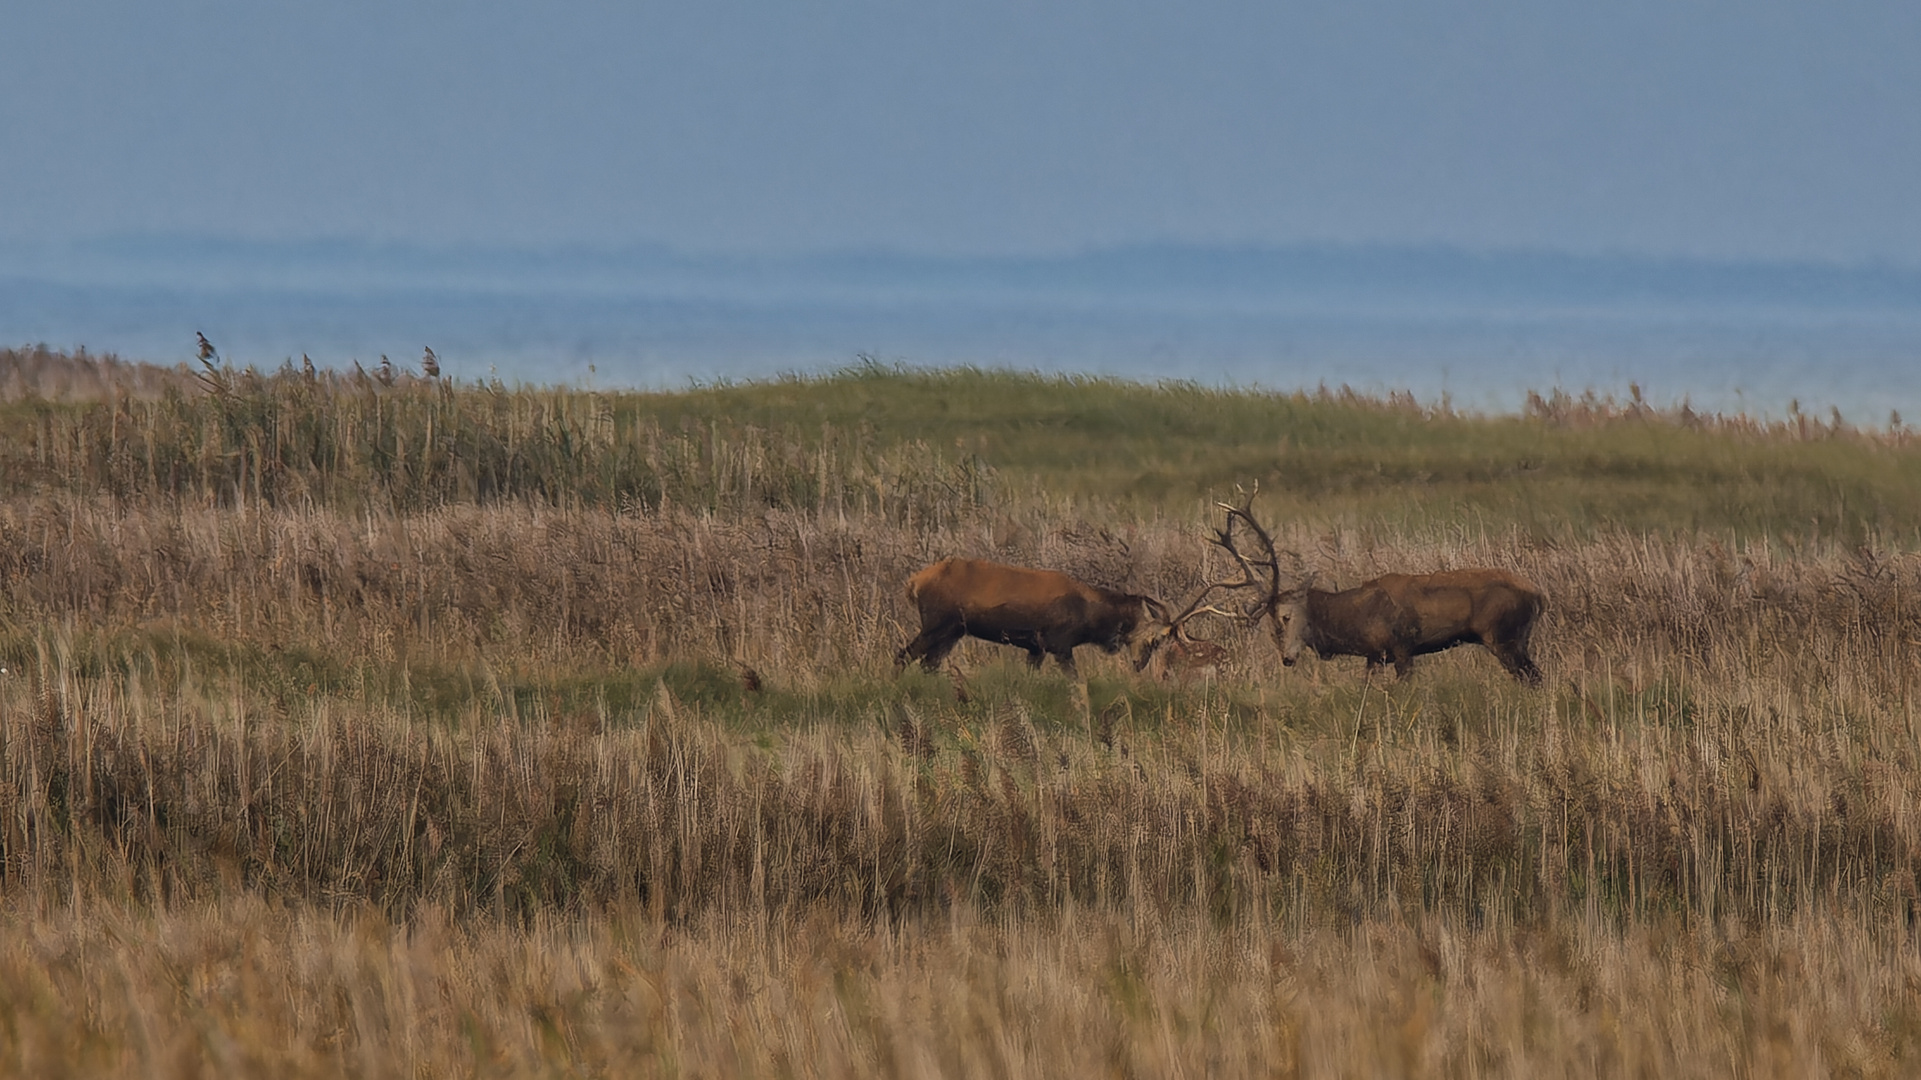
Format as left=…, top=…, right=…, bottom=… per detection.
left=0, top=348, right=1918, bottom=1076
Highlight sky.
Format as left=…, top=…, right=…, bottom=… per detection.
left=3, top=1, right=1920, bottom=265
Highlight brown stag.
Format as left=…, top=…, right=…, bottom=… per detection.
left=894, top=558, right=1175, bottom=676
left=1207, top=492, right=1546, bottom=684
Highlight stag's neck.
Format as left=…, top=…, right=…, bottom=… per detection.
left=1303, top=588, right=1371, bottom=656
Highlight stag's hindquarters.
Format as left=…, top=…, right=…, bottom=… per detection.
left=1396, top=569, right=1545, bottom=683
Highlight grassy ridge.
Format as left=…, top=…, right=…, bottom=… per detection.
left=6, top=347, right=1921, bottom=537
left=651, top=365, right=1921, bottom=537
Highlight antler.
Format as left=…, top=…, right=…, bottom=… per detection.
left=1204, top=483, right=1292, bottom=625
left=1151, top=590, right=1245, bottom=643
left=1151, top=484, right=1281, bottom=640
left=1134, top=485, right=1299, bottom=672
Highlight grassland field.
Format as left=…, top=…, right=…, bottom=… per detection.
left=0, top=344, right=1919, bottom=1077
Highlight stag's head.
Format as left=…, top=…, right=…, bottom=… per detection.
left=1191, top=485, right=1319, bottom=670
left=1270, top=587, right=1312, bottom=665
left=1130, top=595, right=1241, bottom=673
left=1130, top=597, right=1180, bottom=671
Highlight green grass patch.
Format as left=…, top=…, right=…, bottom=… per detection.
left=8, top=358, right=1921, bottom=538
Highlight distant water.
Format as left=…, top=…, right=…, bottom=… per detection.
left=5, top=240, right=1920, bottom=421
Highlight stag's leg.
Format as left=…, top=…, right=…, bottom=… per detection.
left=1390, top=649, right=1414, bottom=679
left=1033, top=629, right=1082, bottom=676
left=921, top=626, right=966, bottom=672
left=897, top=624, right=965, bottom=673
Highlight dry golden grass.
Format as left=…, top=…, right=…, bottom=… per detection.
left=1, top=351, right=1919, bottom=1075
left=4, top=495, right=1920, bottom=697
left=0, top=899, right=1911, bottom=1078
left=5, top=602, right=1913, bottom=923
left=1, top=500, right=1918, bottom=1074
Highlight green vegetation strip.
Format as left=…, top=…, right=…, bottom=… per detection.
left=5, top=356, right=1921, bottom=538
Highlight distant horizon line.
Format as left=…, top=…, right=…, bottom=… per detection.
left=6, top=232, right=1920, bottom=317
left=6, top=230, right=1921, bottom=276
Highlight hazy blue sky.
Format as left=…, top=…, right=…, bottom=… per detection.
left=3, top=1, right=1918, bottom=263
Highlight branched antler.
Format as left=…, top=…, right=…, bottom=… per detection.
left=1136, top=485, right=1288, bottom=674
left=1203, top=483, right=1289, bottom=624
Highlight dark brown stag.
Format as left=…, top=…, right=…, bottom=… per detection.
left=1207, top=492, right=1546, bottom=683
left=894, top=558, right=1174, bottom=676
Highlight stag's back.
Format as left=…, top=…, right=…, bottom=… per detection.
left=1370, top=569, right=1543, bottom=638
left=906, top=558, right=1098, bottom=619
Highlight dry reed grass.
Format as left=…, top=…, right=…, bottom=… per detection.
left=0, top=899, right=1911, bottom=1078
left=1, top=351, right=1919, bottom=1075
left=0, top=345, right=193, bottom=403
left=0, top=352, right=998, bottom=521
left=3, top=496, right=1919, bottom=696
left=2, top=608, right=1915, bottom=927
